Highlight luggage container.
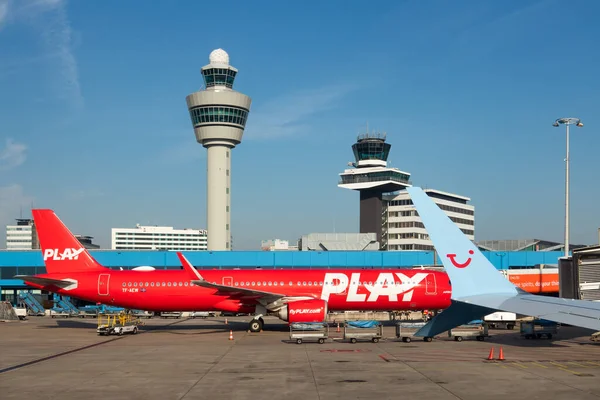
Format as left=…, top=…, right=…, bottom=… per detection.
left=289, top=322, right=329, bottom=344
left=448, top=320, right=489, bottom=342
left=484, top=312, right=516, bottom=330
left=520, top=319, right=558, bottom=339
left=395, top=321, right=432, bottom=343
left=343, top=320, right=383, bottom=343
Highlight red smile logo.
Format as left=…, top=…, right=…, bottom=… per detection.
left=446, top=250, right=475, bottom=269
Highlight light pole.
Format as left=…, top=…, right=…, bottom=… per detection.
left=553, top=117, right=584, bottom=257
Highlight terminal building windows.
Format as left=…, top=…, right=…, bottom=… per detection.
left=189, top=106, right=249, bottom=127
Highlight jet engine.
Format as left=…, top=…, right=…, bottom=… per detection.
left=273, top=299, right=328, bottom=324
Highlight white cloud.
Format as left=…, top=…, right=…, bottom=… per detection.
left=0, top=138, right=27, bottom=171
left=0, top=0, right=83, bottom=108
left=244, top=84, right=357, bottom=140
left=0, top=184, right=35, bottom=246
left=0, top=1, right=8, bottom=29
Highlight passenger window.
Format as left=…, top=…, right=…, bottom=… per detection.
left=234, top=282, right=239, bottom=286
left=134, top=282, right=138, bottom=287
left=257, top=282, right=261, bottom=286
left=151, top=282, right=155, bottom=287
left=128, top=282, right=132, bottom=287
left=268, top=282, right=272, bottom=286
left=262, top=282, right=266, bottom=286
left=281, top=282, right=284, bottom=286
left=122, top=282, right=126, bottom=287
left=308, top=282, right=312, bottom=286
left=167, top=282, right=171, bottom=287
left=162, top=282, right=166, bottom=287
left=252, top=282, right=255, bottom=286
left=184, top=282, right=188, bottom=286
left=145, top=282, right=149, bottom=287
left=289, top=281, right=293, bottom=286
left=273, top=282, right=277, bottom=286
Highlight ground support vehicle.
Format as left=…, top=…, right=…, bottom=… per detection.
left=395, top=321, right=430, bottom=343
left=289, top=322, right=329, bottom=344
left=520, top=319, right=558, bottom=339
left=97, top=313, right=142, bottom=336
left=343, top=320, right=383, bottom=343
left=484, top=312, right=517, bottom=330
left=448, top=320, right=489, bottom=342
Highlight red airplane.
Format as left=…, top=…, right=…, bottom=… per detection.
left=16, top=209, right=452, bottom=333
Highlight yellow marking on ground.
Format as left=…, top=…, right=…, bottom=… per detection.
left=549, top=362, right=581, bottom=375
left=492, top=362, right=508, bottom=369
left=531, top=361, right=548, bottom=369
left=567, top=361, right=589, bottom=368
left=584, top=361, right=600, bottom=367
left=511, top=362, right=528, bottom=369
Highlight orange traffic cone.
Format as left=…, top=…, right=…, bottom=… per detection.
left=498, top=347, right=505, bottom=361
left=229, top=330, right=233, bottom=340
left=336, top=323, right=340, bottom=333
left=487, top=347, right=494, bottom=360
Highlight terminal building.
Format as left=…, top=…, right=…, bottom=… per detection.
left=111, top=225, right=208, bottom=251
left=5, top=218, right=38, bottom=250
left=385, top=189, right=475, bottom=251
left=0, top=249, right=567, bottom=304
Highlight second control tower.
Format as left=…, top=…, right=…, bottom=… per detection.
left=338, top=131, right=411, bottom=247
left=186, top=49, right=252, bottom=251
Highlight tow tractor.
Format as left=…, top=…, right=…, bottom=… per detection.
left=97, top=312, right=142, bottom=336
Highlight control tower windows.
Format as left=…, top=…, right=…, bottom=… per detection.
left=189, top=106, right=249, bottom=127
left=202, top=68, right=237, bottom=89
left=352, top=140, right=391, bottom=162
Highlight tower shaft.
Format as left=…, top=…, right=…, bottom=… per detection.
left=206, top=145, right=231, bottom=250
left=359, top=190, right=383, bottom=243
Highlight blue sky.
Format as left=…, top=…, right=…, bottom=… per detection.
left=1, top=0, right=599, bottom=249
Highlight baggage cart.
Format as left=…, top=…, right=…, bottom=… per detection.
left=343, top=320, right=383, bottom=343
left=289, top=322, right=329, bottom=344
left=97, top=313, right=142, bottom=336
left=520, top=319, right=558, bottom=339
left=395, top=321, right=432, bottom=343
left=448, top=320, right=489, bottom=342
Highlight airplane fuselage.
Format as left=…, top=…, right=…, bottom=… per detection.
left=27, top=269, right=452, bottom=313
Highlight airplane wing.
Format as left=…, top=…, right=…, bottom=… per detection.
left=14, top=275, right=76, bottom=289
left=406, top=186, right=600, bottom=337
left=175, top=252, right=312, bottom=307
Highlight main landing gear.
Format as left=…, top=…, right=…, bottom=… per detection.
left=248, top=317, right=264, bottom=333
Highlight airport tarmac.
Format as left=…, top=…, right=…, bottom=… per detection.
left=1, top=316, right=600, bottom=400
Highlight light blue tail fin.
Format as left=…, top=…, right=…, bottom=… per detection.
left=406, top=187, right=518, bottom=299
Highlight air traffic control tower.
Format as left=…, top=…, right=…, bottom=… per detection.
left=186, top=49, right=252, bottom=251
left=338, top=131, right=411, bottom=247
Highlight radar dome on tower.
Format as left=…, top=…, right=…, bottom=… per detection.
left=209, top=49, right=230, bottom=65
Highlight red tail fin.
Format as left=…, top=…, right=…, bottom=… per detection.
left=32, top=209, right=105, bottom=274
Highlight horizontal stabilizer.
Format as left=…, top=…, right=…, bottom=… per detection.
left=14, top=275, right=76, bottom=289
left=460, top=293, right=600, bottom=332
left=414, top=300, right=497, bottom=337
